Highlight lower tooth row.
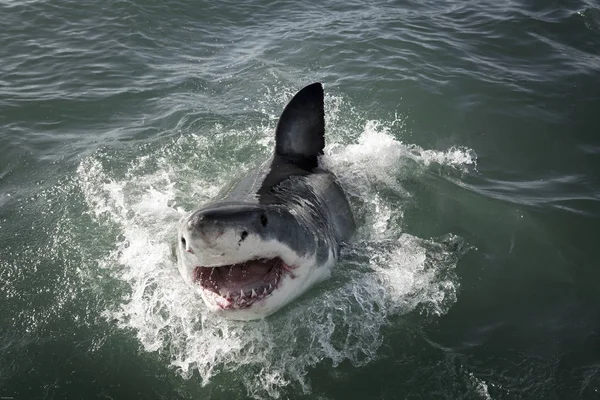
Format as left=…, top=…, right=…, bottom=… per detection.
left=216, top=285, right=275, bottom=303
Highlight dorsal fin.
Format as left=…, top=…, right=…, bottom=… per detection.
left=274, top=82, right=325, bottom=170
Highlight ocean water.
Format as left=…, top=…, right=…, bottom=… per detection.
left=1, top=0, right=600, bottom=399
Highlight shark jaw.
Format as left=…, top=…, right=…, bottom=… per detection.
left=193, top=257, right=296, bottom=310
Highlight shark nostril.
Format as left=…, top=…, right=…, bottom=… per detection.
left=238, top=231, right=248, bottom=246
left=181, top=237, right=186, bottom=247
left=260, top=214, right=268, bottom=227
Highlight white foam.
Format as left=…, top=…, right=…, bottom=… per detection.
left=413, top=145, right=477, bottom=168
left=468, top=372, right=493, bottom=399
left=77, top=90, right=475, bottom=398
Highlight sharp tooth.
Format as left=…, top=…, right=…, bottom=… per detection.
left=224, top=292, right=230, bottom=299
left=268, top=284, right=272, bottom=291
left=263, top=288, right=268, bottom=295
left=251, top=289, right=257, bottom=298
left=240, top=289, right=245, bottom=298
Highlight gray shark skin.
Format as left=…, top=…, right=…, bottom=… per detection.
left=176, top=83, right=355, bottom=320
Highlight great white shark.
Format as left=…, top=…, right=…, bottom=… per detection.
left=176, top=83, right=355, bottom=320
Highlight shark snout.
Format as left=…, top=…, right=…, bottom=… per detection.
left=182, top=215, right=225, bottom=250
left=182, top=207, right=259, bottom=254
left=188, top=204, right=270, bottom=240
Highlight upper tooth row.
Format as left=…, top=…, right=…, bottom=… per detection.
left=226, top=284, right=272, bottom=299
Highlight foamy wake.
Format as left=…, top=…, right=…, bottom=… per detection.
left=76, top=97, right=475, bottom=399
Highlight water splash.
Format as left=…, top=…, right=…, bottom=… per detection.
left=75, top=90, right=475, bottom=398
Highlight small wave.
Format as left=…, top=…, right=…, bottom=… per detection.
left=580, top=8, right=600, bottom=34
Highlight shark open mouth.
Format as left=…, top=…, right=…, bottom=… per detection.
left=193, top=258, right=295, bottom=309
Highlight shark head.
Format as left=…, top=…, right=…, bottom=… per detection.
left=177, top=202, right=335, bottom=319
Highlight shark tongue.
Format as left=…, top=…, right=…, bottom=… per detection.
left=221, top=260, right=273, bottom=289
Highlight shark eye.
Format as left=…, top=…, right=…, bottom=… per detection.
left=260, top=214, right=268, bottom=227
left=241, top=231, right=248, bottom=240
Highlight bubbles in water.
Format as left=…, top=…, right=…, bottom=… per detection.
left=468, top=373, right=493, bottom=400
left=76, top=88, right=475, bottom=398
